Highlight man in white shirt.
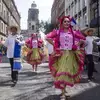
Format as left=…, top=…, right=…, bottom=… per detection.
left=85, top=28, right=97, bottom=81
left=4, top=26, right=24, bottom=85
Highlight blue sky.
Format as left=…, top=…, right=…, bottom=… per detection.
left=14, top=0, right=53, bottom=29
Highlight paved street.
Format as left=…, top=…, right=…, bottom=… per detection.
left=0, top=62, right=100, bottom=100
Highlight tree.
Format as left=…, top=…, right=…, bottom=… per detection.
left=39, top=20, right=55, bottom=34
left=39, top=20, right=45, bottom=32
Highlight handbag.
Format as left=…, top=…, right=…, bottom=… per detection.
left=13, top=58, right=22, bottom=71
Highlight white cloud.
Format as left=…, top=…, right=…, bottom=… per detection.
left=14, top=0, right=53, bottom=29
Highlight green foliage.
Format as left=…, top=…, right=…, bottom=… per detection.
left=39, top=20, right=55, bottom=34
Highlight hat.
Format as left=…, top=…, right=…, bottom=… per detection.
left=9, top=25, right=18, bottom=31
left=84, top=28, right=95, bottom=35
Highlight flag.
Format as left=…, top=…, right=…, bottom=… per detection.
left=71, top=17, right=77, bottom=26
left=71, top=17, right=77, bottom=24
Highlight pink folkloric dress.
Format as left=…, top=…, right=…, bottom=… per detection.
left=46, top=30, right=85, bottom=89
left=25, top=38, right=43, bottom=65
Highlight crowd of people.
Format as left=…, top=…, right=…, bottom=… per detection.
left=0, top=15, right=100, bottom=100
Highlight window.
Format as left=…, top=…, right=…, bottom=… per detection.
left=6, top=26, right=8, bottom=34
left=76, top=1, right=78, bottom=13
left=32, top=25, right=34, bottom=30
left=29, top=23, right=31, bottom=26
left=85, top=0, right=87, bottom=6
left=78, top=16, right=80, bottom=27
left=82, top=0, right=85, bottom=8
left=69, top=6, right=70, bottom=11
left=74, top=1, right=76, bottom=14
left=1, top=22, right=3, bottom=32
left=0, top=20, right=1, bottom=32
left=78, top=0, right=80, bottom=11
left=0, top=4, right=1, bottom=12
left=7, top=11, right=9, bottom=22
left=66, top=9, right=68, bottom=15
left=84, top=13, right=88, bottom=26
left=94, top=8, right=97, bottom=18
left=71, top=2, right=74, bottom=16
left=69, top=6, right=70, bottom=15
left=4, top=10, right=5, bottom=18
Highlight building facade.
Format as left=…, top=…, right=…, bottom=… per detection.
left=51, top=0, right=65, bottom=26
left=21, top=1, right=39, bottom=40
left=65, top=0, right=90, bottom=30
left=27, top=1, right=39, bottom=33
left=51, top=0, right=100, bottom=33
left=0, top=0, right=20, bottom=40
left=51, top=0, right=89, bottom=29
left=90, top=0, right=100, bottom=36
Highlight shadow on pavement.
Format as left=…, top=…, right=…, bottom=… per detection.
left=79, top=78, right=89, bottom=83
left=41, top=85, right=100, bottom=100
left=14, top=85, right=53, bottom=100
left=0, top=66, right=10, bottom=69
left=70, top=85, right=100, bottom=100
left=37, top=72, right=50, bottom=76
left=19, top=71, right=50, bottom=78
left=41, top=95, right=60, bottom=100
left=19, top=71, right=37, bottom=77
left=0, top=80, right=12, bottom=87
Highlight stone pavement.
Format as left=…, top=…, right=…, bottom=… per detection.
left=0, top=63, right=100, bottom=100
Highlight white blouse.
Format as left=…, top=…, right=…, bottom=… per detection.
left=32, top=40, right=38, bottom=48
left=60, top=32, right=73, bottom=50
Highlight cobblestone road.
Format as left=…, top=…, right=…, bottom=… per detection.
left=0, top=63, right=100, bottom=100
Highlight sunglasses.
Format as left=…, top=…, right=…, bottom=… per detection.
left=63, top=20, right=70, bottom=24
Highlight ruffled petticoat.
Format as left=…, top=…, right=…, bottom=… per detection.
left=27, top=48, right=42, bottom=65
left=50, top=50, right=84, bottom=89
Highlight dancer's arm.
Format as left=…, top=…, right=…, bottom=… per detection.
left=25, top=39, right=31, bottom=48
left=46, top=39, right=54, bottom=45
left=75, top=33, right=86, bottom=40
left=46, top=30, right=57, bottom=45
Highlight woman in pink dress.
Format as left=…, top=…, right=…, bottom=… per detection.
left=25, top=34, right=43, bottom=72
left=46, top=16, right=85, bottom=99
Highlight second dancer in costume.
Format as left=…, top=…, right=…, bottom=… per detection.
left=25, top=34, right=43, bottom=72
left=46, top=16, right=85, bottom=99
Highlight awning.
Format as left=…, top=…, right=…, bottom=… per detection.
left=90, top=16, right=100, bottom=28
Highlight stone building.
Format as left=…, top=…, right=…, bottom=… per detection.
left=27, top=1, right=39, bottom=33
left=51, top=0, right=100, bottom=32
left=51, top=0, right=65, bottom=26
left=90, top=0, right=100, bottom=36
left=21, top=1, right=39, bottom=40
left=65, top=0, right=91, bottom=30
left=0, top=0, right=20, bottom=40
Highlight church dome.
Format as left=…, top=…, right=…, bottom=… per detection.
left=31, top=1, right=37, bottom=9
